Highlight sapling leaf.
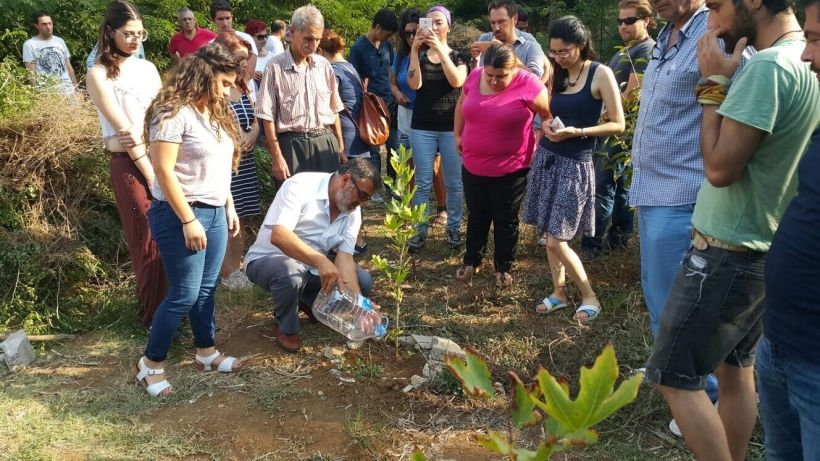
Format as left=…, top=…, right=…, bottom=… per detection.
left=409, top=449, right=428, bottom=461
left=509, top=372, right=542, bottom=428
left=475, top=431, right=513, bottom=456
left=445, top=347, right=496, bottom=399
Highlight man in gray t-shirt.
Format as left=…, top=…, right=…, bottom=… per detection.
left=581, top=0, right=656, bottom=259
left=22, top=11, right=77, bottom=95
left=469, top=0, right=547, bottom=80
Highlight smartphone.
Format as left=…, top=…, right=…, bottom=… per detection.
left=419, top=17, right=432, bottom=33
left=552, top=117, right=565, bottom=130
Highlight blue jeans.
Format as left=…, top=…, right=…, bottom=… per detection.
left=757, top=336, right=820, bottom=461
left=638, top=204, right=719, bottom=400
left=582, top=149, right=633, bottom=251
left=145, top=201, right=228, bottom=362
left=410, top=129, right=463, bottom=234
left=369, top=108, right=400, bottom=182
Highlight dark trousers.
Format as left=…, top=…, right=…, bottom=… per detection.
left=277, top=130, right=341, bottom=187
left=110, top=153, right=167, bottom=326
left=462, top=167, right=528, bottom=273
left=582, top=147, right=634, bottom=251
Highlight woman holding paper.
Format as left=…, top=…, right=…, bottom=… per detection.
left=522, top=16, right=624, bottom=322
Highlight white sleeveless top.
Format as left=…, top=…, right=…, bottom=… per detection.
left=95, top=57, right=162, bottom=140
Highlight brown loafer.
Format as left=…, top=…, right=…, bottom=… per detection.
left=273, top=324, right=301, bottom=353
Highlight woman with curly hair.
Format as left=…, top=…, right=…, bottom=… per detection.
left=135, top=43, right=244, bottom=397
left=86, top=0, right=167, bottom=327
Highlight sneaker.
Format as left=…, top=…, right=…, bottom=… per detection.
left=446, top=229, right=464, bottom=249
left=221, top=270, right=254, bottom=291
left=669, top=400, right=718, bottom=437
left=408, top=233, right=426, bottom=253
left=370, top=192, right=384, bottom=204
left=668, top=418, right=682, bottom=437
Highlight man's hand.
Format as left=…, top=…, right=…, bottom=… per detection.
left=271, top=154, right=291, bottom=182
left=697, top=28, right=746, bottom=78
left=316, top=256, right=344, bottom=294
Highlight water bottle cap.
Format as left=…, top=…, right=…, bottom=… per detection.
left=374, top=315, right=389, bottom=338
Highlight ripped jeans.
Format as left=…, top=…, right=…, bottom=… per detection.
left=645, top=244, right=767, bottom=390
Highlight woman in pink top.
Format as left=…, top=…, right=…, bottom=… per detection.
left=453, top=43, right=551, bottom=287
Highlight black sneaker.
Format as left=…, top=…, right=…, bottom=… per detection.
left=446, top=229, right=464, bottom=249
left=408, top=234, right=426, bottom=253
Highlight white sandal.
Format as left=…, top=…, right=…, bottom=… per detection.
left=135, top=357, right=173, bottom=397
left=195, top=350, right=242, bottom=373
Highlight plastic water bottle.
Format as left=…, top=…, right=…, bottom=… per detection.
left=311, top=288, right=388, bottom=341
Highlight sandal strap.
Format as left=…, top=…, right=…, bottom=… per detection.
left=136, top=357, right=165, bottom=381
left=575, top=304, right=601, bottom=317
left=145, top=379, right=172, bottom=397
left=196, top=351, right=238, bottom=373
left=195, top=351, right=222, bottom=371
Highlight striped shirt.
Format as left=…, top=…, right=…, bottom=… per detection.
left=255, top=50, right=343, bottom=133
left=629, top=5, right=709, bottom=207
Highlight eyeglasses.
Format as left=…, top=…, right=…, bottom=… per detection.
left=115, top=28, right=148, bottom=43
left=255, top=33, right=268, bottom=40
left=617, top=16, right=644, bottom=26
left=651, top=41, right=680, bottom=62
left=548, top=46, right=576, bottom=58
left=350, top=176, right=371, bottom=202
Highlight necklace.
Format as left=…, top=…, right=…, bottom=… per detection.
left=769, top=29, right=803, bottom=48
left=567, top=61, right=587, bottom=87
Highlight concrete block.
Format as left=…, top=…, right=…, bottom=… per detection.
left=1, top=330, right=36, bottom=369
left=430, top=337, right=465, bottom=361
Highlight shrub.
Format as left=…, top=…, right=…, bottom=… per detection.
left=0, top=59, right=128, bottom=333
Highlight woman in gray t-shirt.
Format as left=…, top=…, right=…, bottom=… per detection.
left=135, top=43, right=244, bottom=397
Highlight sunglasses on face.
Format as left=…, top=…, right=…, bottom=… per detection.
left=350, top=176, right=371, bottom=202
left=617, top=16, right=644, bottom=26
left=255, top=33, right=268, bottom=40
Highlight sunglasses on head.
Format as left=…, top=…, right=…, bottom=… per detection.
left=617, top=16, right=644, bottom=26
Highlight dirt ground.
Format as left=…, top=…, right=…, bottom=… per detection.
left=3, top=211, right=725, bottom=460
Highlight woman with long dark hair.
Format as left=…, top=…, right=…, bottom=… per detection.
left=86, top=0, right=167, bottom=327
left=522, top=16, right=624, bottom=321
left=136, top=43, right=244, bottom=397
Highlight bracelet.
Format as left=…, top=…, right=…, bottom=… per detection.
left=580, top=127, right=588, bottom=139
left=696, top=75, right=731, bottom=106
left=131, top=153, right=147, bottom=162
left=181, top=217, right=197, bottom=225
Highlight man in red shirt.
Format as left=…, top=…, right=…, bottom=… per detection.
left=168, top=7, right=216, bottom=61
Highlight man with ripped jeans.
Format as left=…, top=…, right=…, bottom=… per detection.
left=644, top=0, right=820, bottom=459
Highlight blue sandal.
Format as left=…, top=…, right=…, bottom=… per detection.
left=574, top=304, right=601, bottom=322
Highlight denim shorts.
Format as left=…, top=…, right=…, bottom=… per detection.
left=645, top=245, right=766, bottom=390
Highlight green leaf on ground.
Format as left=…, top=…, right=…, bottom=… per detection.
left=445, top=347, right=496, bottom=399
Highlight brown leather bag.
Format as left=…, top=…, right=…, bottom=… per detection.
left=358, top=90, right=390, bottom=146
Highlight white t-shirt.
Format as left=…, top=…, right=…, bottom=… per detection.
left=149, top=105, right=235, bottom=206
left=92, top=56, right=161, bottom=140
left=22, top=35, right=74, bottom=94
left=264, top=35, right=285, bottom=57
left=245, top=172, right=362, bottom=267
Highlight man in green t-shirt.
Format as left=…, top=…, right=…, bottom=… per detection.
left=644, top=0, right=820, bottom=459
